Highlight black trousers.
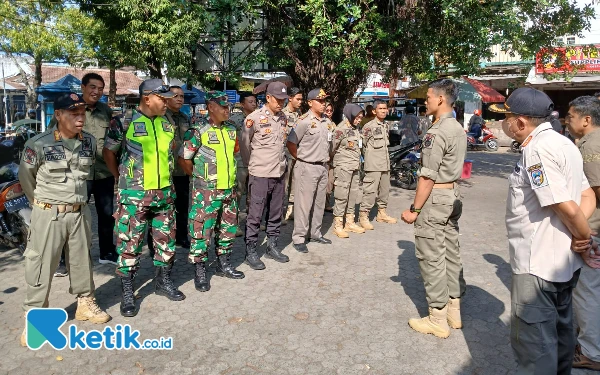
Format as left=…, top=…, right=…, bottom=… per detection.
left=245, top=175, right=284, bottom=245
left=148, top=176, right=189, bottom=253
left=511, top=270, right=580, bottom=375
left=87, top=176, right=116, bottom=257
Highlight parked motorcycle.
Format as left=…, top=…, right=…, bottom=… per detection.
left=0, top=126, right=35, bottom=253
left=390, top=140, right=421, bottom=190
left=466, top=124, right=498, bottom=152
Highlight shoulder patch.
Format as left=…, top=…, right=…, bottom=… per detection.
left=423, top=133, right=436, bottom=148
left=246, top=118, right=255, bottom=128
left=23, top=146, right=36, bottom=165
left=527, top=163, right=549, bottom=189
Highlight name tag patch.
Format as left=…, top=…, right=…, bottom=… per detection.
left=43, top=145, right=66, bottom=161
left=133, top=122, right=148, bottom=136
left=527, top=163, right=548, bottom=189
left=79, top=151, right=93, bottom=158
left=207, top=131, right=220, bottom=144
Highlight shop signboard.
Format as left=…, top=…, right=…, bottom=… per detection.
left=536, top=45, right=600, bottom=74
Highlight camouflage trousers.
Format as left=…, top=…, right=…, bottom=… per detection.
left=114, top=199, right=175, bottom=276
left=189, top=188, right=238, bottom=263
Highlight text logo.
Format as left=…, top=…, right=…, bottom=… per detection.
left=25, top=308, right=173, bottom=350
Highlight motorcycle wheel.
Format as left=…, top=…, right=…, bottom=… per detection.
left=485, top=138, right=498, bottom=152
left=392, top=160, right=418, bottom=190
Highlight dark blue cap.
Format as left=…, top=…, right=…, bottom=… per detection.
left=54, top=93, right=86, bottom=110
left=489, top=87, right=554, bottom=118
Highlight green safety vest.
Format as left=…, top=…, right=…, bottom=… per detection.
left=195, top=123, right=237, bottom=190
left=126, top=115, right=174, bottom=190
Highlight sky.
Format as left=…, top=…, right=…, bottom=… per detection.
left=577, top=0, right=600, bottom=44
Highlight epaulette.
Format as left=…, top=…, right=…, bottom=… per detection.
left=298, top=112, right=310, bottom=120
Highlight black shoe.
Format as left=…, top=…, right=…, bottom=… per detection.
left=216, top=254, right=245, bottom=279
left=176, top=238, right=191, bottom=249
left=293, top=243, right=309, bottom=253
left=310, top=236, right=332, bottom=245
left=265, top=237, right=289, bottom=263
left=154, top=264, right=186, bottom=301
left=54, top=260, right=68, bottom=277
left=99, top=251, right=119, bottom=266
left=244, top=243, right=266, bottom=270
left=194, top=262, right=210, bottom=292
left=120, top=274, right=138, bottom=317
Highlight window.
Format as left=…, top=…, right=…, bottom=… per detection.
left=552, top=37, right=564, bottom=46
left=566, top=36, right=576, bottom=45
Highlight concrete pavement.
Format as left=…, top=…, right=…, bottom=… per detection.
left=0, top=149, right=595, bottom=374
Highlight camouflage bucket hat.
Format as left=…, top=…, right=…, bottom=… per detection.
left=206, top=91, right=228, bottom=106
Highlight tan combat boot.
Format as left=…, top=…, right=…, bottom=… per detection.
left=333, top=216, right=349, bottom=238
left=408, top=305, right=451, bottom=338
left=75, top=296, right=111, bottom=324
left=359, top=211, right=374, bottom=230
left=376, top=208, right=398, bottom=224
left=447, top=298, right=462, bottom=329
left=344, top=214, right=366, bottom=234
left=284, top=205, right=294, bottom=221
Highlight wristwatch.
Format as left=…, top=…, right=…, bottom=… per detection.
left=410, top=204, right=421, bottom=213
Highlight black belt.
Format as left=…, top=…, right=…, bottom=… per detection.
left=297, top=158, right=328, bottom=166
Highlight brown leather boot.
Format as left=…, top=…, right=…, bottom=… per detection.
left=376, top=208, right=397, bottom=224
left=408, top=305, right=451, bottom=338
left=447, top=298, right=462, bottom=329
left=359, top=211, right=374, bottom=230
left=333, top=216, right=349, bottom=238
left=344, top=213, right=366, bottom=234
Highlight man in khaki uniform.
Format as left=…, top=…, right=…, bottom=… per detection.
left=401, top=79, right=467, bottom=338
left=282, top=87, right=303, bottom=222
left=229, top=92, right=257, bottom=236
left=565, top=95, right=600, bottom=371
left=324, top=102, right=336, bottom=212
left=48, top=73, right=119, bottom=275
left=19, top=93, right=111, bottom=346
left=286, top=88, right=333, bottom=253
left=359, top=100, right=397, bottom=229
left=331, top=104, right=366, bottom=238
left=241, top=82, right=290, bottom=270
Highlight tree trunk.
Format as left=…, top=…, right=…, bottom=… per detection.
left=108, top=66, right=117, bottom=107
left=147, top=54, right=163, bottom=79
left=34, top=55, right=43, bottom=88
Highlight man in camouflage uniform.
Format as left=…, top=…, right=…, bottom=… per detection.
left=103, top=79, right=185, bottom=318
left=19, top=93, right=110, bottom=346
left=179, top=91, right=244, bottom=292
left=282, top=87, right=303, bottom=222
left=229, top=92, right=257, bottom=236
left=331, top=104, right=366, bottom=238
left=359, top=100, right=397, bottom=230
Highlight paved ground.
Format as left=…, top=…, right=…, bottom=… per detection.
left=0, top=148, right=594, bottom=374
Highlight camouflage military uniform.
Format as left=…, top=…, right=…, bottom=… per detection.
left=180, top=117, right=239, bottom=263
left=104, top=112, right=176, bottom=277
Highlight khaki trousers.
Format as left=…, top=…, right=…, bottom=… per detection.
left=333, top=167, right=360, bottom=217
left=23, top=205, right=94, bottom=311
left=413, top=187, right=466, bottom=308
left=360, top=170, right=390, bottom=212
left=292, top=161, right=328, bottom=244
left=574, top=262, right=600, bottom=361
left=284, top=157, right=296, bottom=204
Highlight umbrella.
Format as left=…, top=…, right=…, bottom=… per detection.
left=407, top=77, right=505, bottom=103
left=252, top=76, right=293, bottom=95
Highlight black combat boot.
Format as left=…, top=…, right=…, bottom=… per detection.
left=120, top=274, right=138, bottom=317
left=154, top=263, right=186, bottom=301
left=244, top=243, right=266, bottom=270
left=215, top=254, right=245, bottom=279
left=194, top=262, right=210, bottom=292
left=265, top=236, right=289, bottom=263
